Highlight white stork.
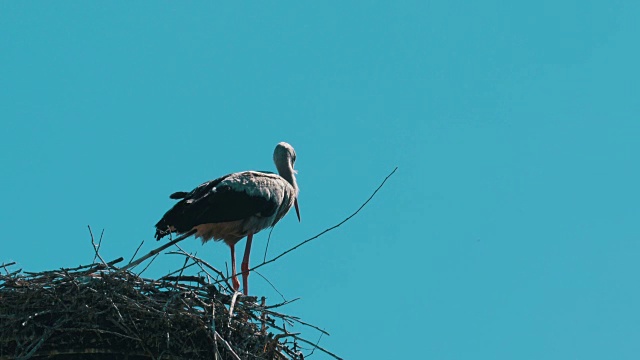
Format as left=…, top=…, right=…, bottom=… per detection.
left=155, top=142, right=300, bottom=295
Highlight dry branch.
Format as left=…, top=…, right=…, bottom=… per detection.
left=119, top=229, right=197, bottom=272
left=220, top=166, right=398, bottom=285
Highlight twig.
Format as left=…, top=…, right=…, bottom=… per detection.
left=129, top=240, right=145, bottom=263
left=260, top=296, right=267, bottom=334
left=305, top=332, right=325, bottom=358
left=119, top=229, right=196, bottom=272
left=214, top=331, right=241, bottom=360
left=98, top=228, right=105, bottom=257
left=268, top=321, right=343, bottom=360
left=137, top=254, right=159, bottom=276
left=176, top=255, right=190, bottom=287
left=274, top=332, right=301, bottom=340
left=254, top=270, right=287, bottom=302
left=89, top=226, right=98, bottom=263
left=263, top=297, right=300, bottom=310
left=1, top=261, right=16, bottom=275
left=88, top=225, right=109, bottom=268
left=287, top=317, right=330, bottom=336
left=263, top=227, right=275, bottom=262
left=159, top=261, right=199, bottom=278
left=161, top=275, right=208, bottom=286
left=260, top=308, right=330, bottom=336
left=212, top=301, right=220, bottom=360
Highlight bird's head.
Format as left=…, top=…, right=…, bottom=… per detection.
left=273, top=142, right=297, bottom=170
left=274, top=142, right=301, bottom=222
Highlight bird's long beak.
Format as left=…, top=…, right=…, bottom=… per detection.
left=294, top=198, right=301, bottom=222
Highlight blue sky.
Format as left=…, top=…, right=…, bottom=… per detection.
left=2, top=2, right=639, bottom=359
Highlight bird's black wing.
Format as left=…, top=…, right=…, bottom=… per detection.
left=155, top=172, right=279, bottom=239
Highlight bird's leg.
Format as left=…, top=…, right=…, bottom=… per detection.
left=241, top=233, right=254, bottom=295
left=230, top=244, right=240, bottom=291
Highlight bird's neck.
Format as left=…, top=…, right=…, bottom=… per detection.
left=277, top=164, right=298, bottom=194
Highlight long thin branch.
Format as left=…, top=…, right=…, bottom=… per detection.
left=222, top=166, right=397, bottom=283
left=119, top=230, right=196, bottom=272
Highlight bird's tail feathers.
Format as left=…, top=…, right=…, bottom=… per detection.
left=169, top=191, right=189, bottom=199
left=155, top=228, right=168, bottom=241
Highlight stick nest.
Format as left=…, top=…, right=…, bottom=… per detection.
left=0, top=257, right=315, bottom=360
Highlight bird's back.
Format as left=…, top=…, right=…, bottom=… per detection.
left=155, top=171, right=296, bottom=243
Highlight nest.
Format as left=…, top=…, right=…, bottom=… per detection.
left=0, top=255, right=332, bottom=360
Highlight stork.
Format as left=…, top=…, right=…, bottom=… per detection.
left=154, top=142, right=300, bottom=295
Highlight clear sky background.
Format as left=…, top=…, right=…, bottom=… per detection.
left=1, top=2, right=639, bottom=359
